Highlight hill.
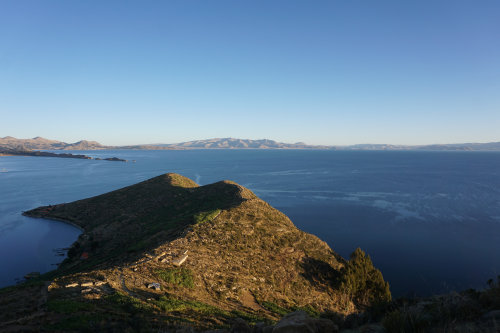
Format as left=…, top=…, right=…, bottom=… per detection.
left=0, top=173, right=390, bottom=332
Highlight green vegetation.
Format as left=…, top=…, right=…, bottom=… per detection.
left=290, top=305, right=320, bottom=318
left=260, top=301, right=289, bottom=316
left=340, top=248, right=392, bottom=307
left=193, top=209, right=221, bottom=224
left=156, top=268, right=194, bottom=288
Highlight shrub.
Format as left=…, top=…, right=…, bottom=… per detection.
left=340, top=248, right=391, bottom=307
left=193, top=209, right=221, bottom=224
left=156, top=268, right=194, bottom=288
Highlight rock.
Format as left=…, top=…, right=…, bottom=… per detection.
left=173, top=254, right=188, bottom=266
left=272, top=311, right=338, bottom=333
left=230, top=318, right=251, bottom=333
left=147, top=282, right=161, bottom=290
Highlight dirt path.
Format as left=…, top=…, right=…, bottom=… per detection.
left=119, top=269, right=140, bottom=298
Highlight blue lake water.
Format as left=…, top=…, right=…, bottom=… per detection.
left=1, top=150, right=499, bottom=296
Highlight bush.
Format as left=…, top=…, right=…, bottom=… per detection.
left=193, top=209, right=220, bottom=224
left=156, top=268, right=194, bottom=288
left=340, top=248, right=391, bottom=307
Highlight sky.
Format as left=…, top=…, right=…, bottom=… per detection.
left=0, top=1, right=499, bottom=146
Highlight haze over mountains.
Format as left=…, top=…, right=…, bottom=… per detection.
left=2, top=136, right=500, bottom=151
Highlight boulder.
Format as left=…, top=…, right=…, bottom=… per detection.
left=147, top=282, right=161, bottom=290
left=173, top=254, right=188, bottom=266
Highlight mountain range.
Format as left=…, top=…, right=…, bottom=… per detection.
left=2, top=136, right=500, bottom=151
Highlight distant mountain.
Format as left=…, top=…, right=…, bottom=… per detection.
left=0, top=136, right=108, bottom=150
left=2, top=136, right=500, bottom=151
left=414, top=142, right=500, bottom=151
left=158, top=138, right=329, bottom=149
left=334, top=142, right=500, bottom=151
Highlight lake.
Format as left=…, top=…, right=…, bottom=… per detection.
left=1, top=149, right=499, bottom=296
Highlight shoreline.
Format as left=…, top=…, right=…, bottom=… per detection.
left=22, top=213, right=85, bottom=233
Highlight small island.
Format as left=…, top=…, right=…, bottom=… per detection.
left=0, top=147, right=127, bottom=162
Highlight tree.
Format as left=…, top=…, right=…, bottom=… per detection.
left=340, top=248, right=391, bottom=307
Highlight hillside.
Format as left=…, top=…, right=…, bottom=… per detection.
left=0, top=173, right=391, bottom=332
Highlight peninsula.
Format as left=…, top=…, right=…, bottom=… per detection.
left=1, top=173, right=391, bottom=332
left=0, top=147, right=127, bottom=162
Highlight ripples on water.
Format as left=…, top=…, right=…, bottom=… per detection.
left=1, top=150, right=499, bottom=295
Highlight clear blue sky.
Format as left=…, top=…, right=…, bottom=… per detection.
left=1, top=1, right=499, bottom=145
